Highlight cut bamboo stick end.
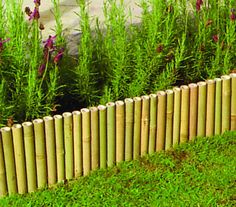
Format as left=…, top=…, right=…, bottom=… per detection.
left=124, top=98, right=134, bottom=161
left=165, top=90, right=174, bottom=150
left=133, top=97, right=142, bottom=159
left=53, top=115, right=65, bottom=182
left=214, top=78, right=222, bottom=135
left=90, top=107, right=99, bottom=170
left=106, top=102, right=116, bottom=167
left=206, top=80, right=215, bottom=137
left=188, top=84, right=198, bottom=141
left=72, top=111, right=82, bottom=177
left=81, top=108, right=91, bottom=176
left=230, top=73, right=236, bottom=130
left=148, top=94, right=157, bottom=154
left=12, top=124, right=27, bottom=194
left=173, top=87, right=181, bottom=146
left=63, top=112, right=73, bottom=180
left=32, top=119, right=47, bottom=189
left=43, top=116, right=57, bottom=186
left=221, top=75, right=231, bottom=133
left=115, top=101, right=125, bottom=163
left=0, top=133, right=7, bottom=197
left=156, top=91, right=166, bottom=151
left=1, top=127, right=17, bottom=195
left=98, top=105, right=107, bottom=169
left=180, top=85, right=190, bottom=143
left=141, top=95, right=150, bottom=156
left=197, top=82, right=207, bottom=137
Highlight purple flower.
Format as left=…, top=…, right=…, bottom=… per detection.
left=54, top=48, right=64, bottom=64
left=38, top=63, right=46, bottom=77
left=230, top=12, right=236, bottom=21
left=34, top=0, right=41, bottom=6
left=212, top=34, right=219, bottom=43
left=29, top=7, right=40, bottom=20
left=43, top=35, right=56, bottom=51
left=0, top=38, right=10, bottom=51
left=196, top=0, right=203, bottom=12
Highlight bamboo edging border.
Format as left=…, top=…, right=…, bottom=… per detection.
left=0, top=73, right=235, bottom=196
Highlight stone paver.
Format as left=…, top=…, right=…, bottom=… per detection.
left=20, top=0, right=142, bottom=38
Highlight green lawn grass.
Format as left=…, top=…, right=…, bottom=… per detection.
left=0, top=131, right=235, bottom=207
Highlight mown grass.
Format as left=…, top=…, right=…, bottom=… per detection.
left=0, top=131, right=235, bottom=207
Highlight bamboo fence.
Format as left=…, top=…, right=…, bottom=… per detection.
left=0, top=74, right=236, bottom=196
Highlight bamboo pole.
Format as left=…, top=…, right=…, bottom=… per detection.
left=98, top=105, right=107, bottom=168
left=32, top=119, right=47, bottom=188
left=115, top=101, right=125, bottom=163
left=43, top=116, right=57, bottom=185
left=12, top=124, right=27, bottom=194
left=125, top=98, right=134, bottom=161
left=206, top=80, right=215, bottom=136
left=63, top=112, right=74, bottom=180
left=90, top=107, right=99, bottom=170
left=214, top=78, right=222, bottom=135
left=221, top=75, right=231, bottom=133
left=1, top=127, right=17, bottom=194
left=0, top=134, right=7, bottom=197
left=156, top=91, right=166, bottom=151
left=173, top=87, right=181, bottom=146
left=180, top=86, right=190, bottom=143
left=81, top=108, right=91, bottom=176
left=165, top=90, right=174, bottom=150
left=197, top=82, right=207, bottom=137
left=188, top=84, right=198, bottom=141
left=141, top=95, right=150, bottom=156
left=133, top=97, right=142, bottom=159
left=22, top=122, right=37, bottom=193
left=148, top=94, right=157, bottom=154
left=106, top=102, right=116, bottom=167
left=230, top=73, right=236, bottom=130
left=54, top=115, right=65, bottom=182
left=72, top=111, right=82, bottom=177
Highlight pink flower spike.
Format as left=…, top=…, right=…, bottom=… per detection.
left=38, top=63, right=46, bottom=77
left=29, top=7, right=40, bottom=20
left=54, top=48, right=64, bottom=64
left=43, top=35, right=56, bottom=51
left=212, top=35, right=219, bottom=43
